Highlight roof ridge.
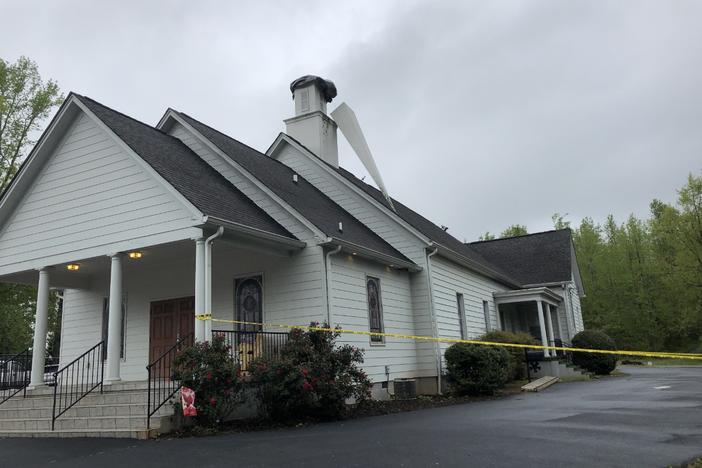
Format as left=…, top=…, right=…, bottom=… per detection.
left=76, top=94, right=167, bottom=135
left=468, top=228, right=572, bottom=245
left=176, top=111, right=302, bottom=173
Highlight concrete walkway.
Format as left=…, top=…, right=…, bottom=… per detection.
left=1, top=366, right=700, bottom=467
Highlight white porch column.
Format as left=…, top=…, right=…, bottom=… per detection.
left=105, top=254, right=123, bottom=384
left=194, top=238, right=206, bottom=342
left=204, top=241, right=213, bottom=342
left=545, top=302, right=556, bottom=351
left=536, top=300, right=551, bottom=358
left=29, top=268, right=50, bottom=388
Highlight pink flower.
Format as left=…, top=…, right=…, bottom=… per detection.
left=301, top=368, right=309, bottom=376
left=209, top=397, right=217, bottom=406
left=303, top=381, right=313, bottom=392
left=206, top=372, right=213, bottom=381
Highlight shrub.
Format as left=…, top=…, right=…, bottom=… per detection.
left=480, top=330, right=539, bottom=380
left=249, top=323, right=372, bottom=422
left=172, top=334, right=243, bottom=426
left=444, top=343, right=511, bottom=395
left=571, top=330, right=618, bottom=375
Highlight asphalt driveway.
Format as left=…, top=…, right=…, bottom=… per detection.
left=1, top=366, right=701, bottom=468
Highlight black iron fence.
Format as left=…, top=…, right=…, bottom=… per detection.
left=0, top=349, right=31, bottom=405
left=213, top=330, right=289, bottom=371
left=52, top=341, right=104, bottom=430
left=146, top=333, right=194, bottom=430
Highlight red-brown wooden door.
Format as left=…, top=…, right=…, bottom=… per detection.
left=149, top=297, right=195, bottom=371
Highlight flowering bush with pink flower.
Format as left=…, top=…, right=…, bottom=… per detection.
left=249, top=323, right=371, bottom=422
left=172, top=334, right=243, bottom=426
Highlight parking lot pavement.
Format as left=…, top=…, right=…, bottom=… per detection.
left=1, top=366, right=701, bottom=467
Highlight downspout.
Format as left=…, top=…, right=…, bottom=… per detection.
left=324, top=245, right=343, bottom=326
left=205, top=226, right=224, bottom=340
left=426, top=247, right=442, bottom=394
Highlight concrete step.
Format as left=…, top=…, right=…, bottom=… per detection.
left=25, top=381, right=152, bottom=397
left=522, top=376, right=559, bottom=392
left=0, top=401, right=174, bottom=420
left=0, top=379, right=180, bottom=438
left=0, top=390, right=152, bottom=409
left=0, top=428, right=156, bottom=439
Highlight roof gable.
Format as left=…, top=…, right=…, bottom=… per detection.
left=268, top=135, right=519, bottom=285
left=171, top=112, right=413, bottom=266
left=0, top=105, right=200, bottom=273
left=74, top=95, right=295, bottom=241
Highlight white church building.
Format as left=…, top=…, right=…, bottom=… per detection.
left=0, top=76, right=584, bottom=437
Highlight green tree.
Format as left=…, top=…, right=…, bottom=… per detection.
left=478, top=232, right=496, bottom=241
left=1, top=56, right=63, bottom=193
left=500, top=224, right=528, bottom=238
left=552, top=212, right=571, bottom=230
left=572, top=173, right=702, bottom=352
left=0, top=56, right=63, bottom=354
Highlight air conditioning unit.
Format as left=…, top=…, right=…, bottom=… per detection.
left=393, top=378, right=417, bottom=399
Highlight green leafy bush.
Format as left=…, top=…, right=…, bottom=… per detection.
left=444, top=343, right=511, bottom=395
left=480, top=330, right=539, bottom=380
left=571, top=330, right=618, bottom=375
left=172, top=334, right=243, bottom=426
left=249, top=323, right=372, bottom=422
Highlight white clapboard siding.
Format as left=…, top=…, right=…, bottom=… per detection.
left=59, top=242, right=325, bottom=382
left=58, top=289, right=103, bottom=368
left=430, top=255, right=508, bottom=358
left=0, top=111, right=198, bottom=273
left=330, top=254, right=418, bottom=382
left=569, top=282, right=584, bottom=332
left=274, top=143, right=427, bottom=263
left=274, top=143, right=438, bottom=376
left=168, top=122, right=315, bottom=242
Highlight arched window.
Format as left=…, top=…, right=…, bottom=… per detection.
left=235, top=276, right=263, bottom=333
left=367, top=277, right=384, bottom=343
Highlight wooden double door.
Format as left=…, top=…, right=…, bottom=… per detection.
left=149, top=296, right=195, bottom=365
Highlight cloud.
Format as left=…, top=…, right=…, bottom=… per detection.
left=1, top=0, right=700, bottom=240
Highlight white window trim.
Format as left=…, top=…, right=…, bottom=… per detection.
left=366, top=276, right=385, bottom=346
left=457, top=293, right=466, bottom=340
left=233, top=272, right=265, bottom=331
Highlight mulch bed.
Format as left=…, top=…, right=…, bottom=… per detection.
left=167, top=380, right=526, bottom=438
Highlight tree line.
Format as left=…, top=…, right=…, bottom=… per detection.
left=484, top=175, right=702, bottom=353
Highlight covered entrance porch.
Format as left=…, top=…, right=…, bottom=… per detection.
left=494, top=288, right=564, bottom=357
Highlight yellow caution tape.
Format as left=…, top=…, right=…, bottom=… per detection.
left=196, top=316, right=702, bottom=361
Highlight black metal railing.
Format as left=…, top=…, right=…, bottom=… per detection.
left=51, top=341, right=104, bottom=430
left=146, top=333, right=194, bottom=430
left=213, top=330, right=289, bottom=372
left=0, top=349, right=31, bottom=405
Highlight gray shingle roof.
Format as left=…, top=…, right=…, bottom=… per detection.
left=75, top=94, right=296, bottom=240
left=468, top=229, right=573, bottom=285
left=329, top=165, right=521, bottom=285
left=174, top=112, right=413, bottom=265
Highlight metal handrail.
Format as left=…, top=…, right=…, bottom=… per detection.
left=146, top=333, right=194, bottom=430
left=0, top=348, right=31, bottom=405
left=213, top=329, right=289, bottom=372
left=51, top=341, right=104, bottom=430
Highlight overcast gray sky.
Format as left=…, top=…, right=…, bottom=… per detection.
left=2, top=0, right=700, bottom=241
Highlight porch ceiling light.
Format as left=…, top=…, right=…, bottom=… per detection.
left=66, top=263, right=80, bottom=271
left=128, top=251, right=143, bottom=259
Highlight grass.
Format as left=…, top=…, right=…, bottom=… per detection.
left=670, top=456, right=702, bottom=468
